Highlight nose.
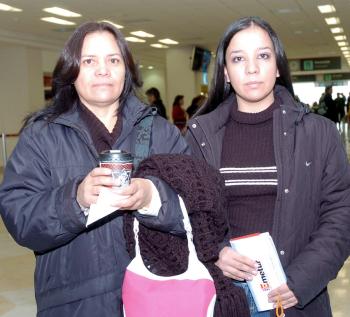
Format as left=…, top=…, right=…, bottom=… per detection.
left=96, top=60, right=110, bottom=76
left=246, top=59, right=258, bottom=74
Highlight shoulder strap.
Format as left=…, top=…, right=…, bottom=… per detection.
left=133, top=113, right=155, bottom=169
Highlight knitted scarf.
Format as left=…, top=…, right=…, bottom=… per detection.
left=123, top=154, right=250, bottom=317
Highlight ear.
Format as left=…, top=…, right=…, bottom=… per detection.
left=276, top=69, right=280, bottom=78
left=224, top=66, right=230, bottom=83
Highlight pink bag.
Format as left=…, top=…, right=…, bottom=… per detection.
left=122, top=196, right=216, bottom=317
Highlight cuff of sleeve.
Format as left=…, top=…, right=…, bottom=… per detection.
left=138, top=181, right=161, bottom=216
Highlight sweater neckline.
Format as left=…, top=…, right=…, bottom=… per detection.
left=230, top=97, right=280, bottom=125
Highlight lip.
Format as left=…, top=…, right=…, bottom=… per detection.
left=245, top=81, right=262, bottom=86
left=92, top=83, right=113, bottom=87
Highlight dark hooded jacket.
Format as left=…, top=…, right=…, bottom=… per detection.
left=0, top=95, right=189, bottom=317
left=186, top=85, right=350, bottom=317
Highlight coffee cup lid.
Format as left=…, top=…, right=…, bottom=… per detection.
left=99, top=150, right=133, bottom=163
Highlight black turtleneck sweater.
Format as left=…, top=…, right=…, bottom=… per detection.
left=78, top=103, right=122, bottom=154
left=220, top=98, right=279, bottom=238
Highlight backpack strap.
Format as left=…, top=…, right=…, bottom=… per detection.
left=133, top=112, right=155, bottom=169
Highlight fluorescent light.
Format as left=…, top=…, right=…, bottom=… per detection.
left=330, top=27, right=344, bottom=34
left=150, top=43, right=169, bottom=48
left=318, top=5, right=336, bottom=13
left=0, top=3, right=22, bottom=11
left=100, top=20, right=123, bottom=29
left=43, top=7, right=81, bottom=17
left=338, top=41, right=349, bottom=47
left=147, top=66, right=154, bottom=70
left=41, top=17, right=76, bottom=25
left=340, top=47, right=350, bottom=51
left=334, top=35, right=347, bottom=41
left=139, top=65, right=144, bottom=68
left=130, top=31, right=154, bottom=38
left=125, top=37, right=146, bottom=43
left=159, top=38, right=179, bottom=45
left=325, top=17, right=340, bottom=25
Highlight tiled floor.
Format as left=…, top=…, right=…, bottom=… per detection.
left=0, top=123, right=350, bottom=316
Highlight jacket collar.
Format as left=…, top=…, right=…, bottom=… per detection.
left=191, top=85, right=309, bottom=135
left=54, top=94, right=151, bottom=129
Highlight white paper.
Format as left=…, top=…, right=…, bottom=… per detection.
left=86, top=187, right=130, bottom=226
left=230, top=232, right=286, bottom=311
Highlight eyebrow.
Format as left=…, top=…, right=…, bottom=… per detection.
left=81, top=53, right=122, bottom=57
left=228, top=46, right=273, bottom=55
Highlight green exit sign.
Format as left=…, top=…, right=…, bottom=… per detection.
left=324, top=74, right=332, bottom=81
left=303, top=60, right=314, bottom=71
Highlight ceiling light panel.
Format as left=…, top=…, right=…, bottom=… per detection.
left=330, top=27, right=344, bottom=34
left=318, top=5, right=336, bottom=13
left=335, top=35, right=347, bottom=41
left=0, top=3, right=22, bottom=11
left=338, top=41, right=349, bottom=47
left=340, top=47, right=350, bottom=51
left=130, top=31, right=154, bottom=38
left=43, top=7, right=81, bottom=17
left=125, top=37, right=146, bottom=43
left=325, top=17, right=340, bottom=25
left=150, top=43, right=169, bottom=48
left=100, top=20, right=123, bottom=29
left=41, top=17, right=76, bottom=25
left=159, top=38, right=179, bottom=45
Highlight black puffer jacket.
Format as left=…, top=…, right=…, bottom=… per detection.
left=0, top=95, right=189, bottom=317
left=186, top=85, right=350, bottom=317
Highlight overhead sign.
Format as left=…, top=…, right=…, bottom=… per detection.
left=300, top=57, right=341, bottom=71
left=291, top=74, right=316, bottom=82
left=323, top=73, right=350, bottom=81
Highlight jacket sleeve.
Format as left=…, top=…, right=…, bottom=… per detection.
left=135, top=176, right=185, bottom=235
left=0, top=127, right=87, bottom=253
left=286, top=123, right=350, bottom=307
left=134, top=119, right=190, bottom=235
left=149, top=115, right=190, bottom=155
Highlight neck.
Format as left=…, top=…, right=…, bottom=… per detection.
left=84, top=103, right=118, bottom=132
left=237, top=95, right=274, bottom=113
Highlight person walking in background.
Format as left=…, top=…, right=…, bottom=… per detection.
left=145, top=87, right=167, bottom=119
left=324, top=85, right=339, bottom=124
left=186, top=94, right=206, bottom=119
left=0, top=21, right=189, bottom=317
left=172, top=94, right=187, bottom=133
left=335, top=92, right=346, bottom=123
left=186, top=16, right=350, bottom=317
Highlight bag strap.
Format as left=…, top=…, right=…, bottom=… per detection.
left=133, top=112, right=155, bottom=170
left=133, top=195, right=196, bottom=257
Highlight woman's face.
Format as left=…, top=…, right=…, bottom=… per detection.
left=74, top=31, right=126, bottom=111
left=224, top=25, right=279, bottom=112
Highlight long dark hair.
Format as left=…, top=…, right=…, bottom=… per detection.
left=23, top=21, right=142, bottom=127
left=172, top=95, right=184, bottom=107
left=198, top=16, right=294, bottom=116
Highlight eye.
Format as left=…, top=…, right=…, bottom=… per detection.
left=259, top=53, right=270, bottom=59
left=232, top=56, right=244, bottom=63
left=110, top=57, right=121, bottom=64
left=82, top=58, right=94, bottom=65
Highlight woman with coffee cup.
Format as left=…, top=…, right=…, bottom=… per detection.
left=0, top=22, right=189, bottom=317
left=186, top=16, right=350, bottom=316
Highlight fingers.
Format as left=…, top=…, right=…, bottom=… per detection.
left=268, top=284, right=298, bottom=309
left=110, top=178, right=153, bottom=210
left=216, top=247, right=258, bottom=281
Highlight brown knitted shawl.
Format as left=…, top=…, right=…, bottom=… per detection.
left=123, top=154, right=250, bottom=317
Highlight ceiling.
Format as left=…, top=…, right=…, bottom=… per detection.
left=0, top=0, right=349, bottom=71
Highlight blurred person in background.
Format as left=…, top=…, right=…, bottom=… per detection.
left=145, top=87, right=168, bottom=119
left=172, top=94, right=187, bottom=133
